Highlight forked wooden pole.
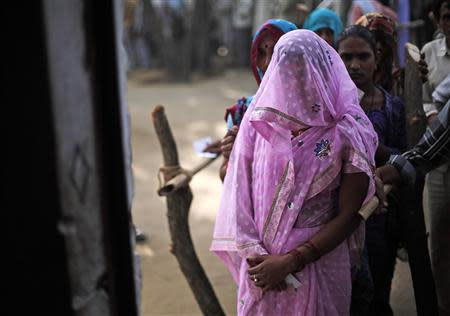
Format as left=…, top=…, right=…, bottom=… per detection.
left=152, top=105, right=225, bottom=316
left=404, top=43, right=427, bottom=147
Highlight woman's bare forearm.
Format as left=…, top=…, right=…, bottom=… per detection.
left=307, top=208, right=362, bottom=257
left=288, top=172, right=369, bottom=265
left=310, top=172, right=368, bottom=254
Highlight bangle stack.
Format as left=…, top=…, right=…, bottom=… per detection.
left=288, top=248, right=305, bottom=272
left=288, top=241, right=322, bottom=272
left=302, top=241, right=322, bottom=261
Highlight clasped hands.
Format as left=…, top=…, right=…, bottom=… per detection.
left=247, top=253, right=303, bottom=294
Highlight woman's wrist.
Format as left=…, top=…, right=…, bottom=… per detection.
left=286, top=241, right=322, bottom=273
left=301, top=241, right=322, bottom=262
left=283, top=252, right=300, bottom=273
left=285, top=248, right=306, bottom=273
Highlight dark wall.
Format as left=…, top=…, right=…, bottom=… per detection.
left=2, top=1, right=137, bottom=315
left=2, top=2, right=73, bottom=315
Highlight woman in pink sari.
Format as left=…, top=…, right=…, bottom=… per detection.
left=211, top=29, right=378, bottom=315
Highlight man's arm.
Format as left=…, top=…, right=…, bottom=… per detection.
left=386, top=99, right=450, bottom=185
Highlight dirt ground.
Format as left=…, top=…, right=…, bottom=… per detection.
left=127, top=69, right=416, bottom=316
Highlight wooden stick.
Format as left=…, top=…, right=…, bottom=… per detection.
left=158, top=173, right=191, bottom=196
left=404, top=42, right=427, bottom=148
left=358, top=185, right=392, bottom=220
left=158, top=156, right=219, bottom=196
left=152, top=105, right=225, bottom=316
left=191, top=155, right=219, bottom=175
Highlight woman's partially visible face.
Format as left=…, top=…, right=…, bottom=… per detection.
left=315, top=27, right=334, bottom=47
left=256, top=33, right=277, bottom=74
left=375, top=41, right=384, bottom=60
left=338, top=36, right=376, bottom=88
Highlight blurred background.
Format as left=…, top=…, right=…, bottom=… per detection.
left=125, top=0, right=437, bottom=315
left=122, top=0, right=435, bottom=80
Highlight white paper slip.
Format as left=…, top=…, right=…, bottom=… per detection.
left=193, top=137, right=218, bottom=158
left=285, top=273, right=301, bottom=289
left=226, top=113, right=234, bottom=131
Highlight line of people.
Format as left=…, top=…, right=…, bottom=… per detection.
left=207, top=1, right=450, bottom=315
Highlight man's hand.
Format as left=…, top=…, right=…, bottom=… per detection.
left=375, top=164, right=402, bottom=186
left=427, top=113, right=438, bottom=125
left=247, top=254, right=297, bottom=294
left=221, top=126, right=239, bottom=159
left=374, top=175, right=388, bottom=215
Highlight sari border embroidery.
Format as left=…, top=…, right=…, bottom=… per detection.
left=347, top=148, right=375, bottom=174
left=352, top=148, right=371, bottom=165
left=237, top=241, right=261, bottom=250
left=307, top=163, right=339, bottom=199
left=213, top=237, right=235, bottom=241
left=262, top=161, right=291, bottom=240
left=254, top=106, right=307, bottom=126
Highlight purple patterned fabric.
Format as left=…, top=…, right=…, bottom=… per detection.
left=365, top=86, right=407, bottom=156
left=211, top=30, right=377, bottom=315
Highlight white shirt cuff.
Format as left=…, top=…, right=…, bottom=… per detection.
left=423, top=103, right=439, bottom=117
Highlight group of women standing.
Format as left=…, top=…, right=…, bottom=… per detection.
left=209, top=7, right=408, bottom=316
